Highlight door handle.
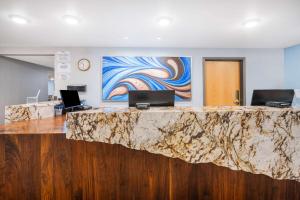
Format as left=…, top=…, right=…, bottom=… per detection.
left=234, top=90, right=240, bottom=105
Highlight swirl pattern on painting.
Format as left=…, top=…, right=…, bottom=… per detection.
left=102, top=56, right=191, bottom=101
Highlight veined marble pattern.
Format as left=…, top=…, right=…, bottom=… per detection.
left=66, top=106, right=300, bottom=182
left=5, top=101, right=59, bottom=124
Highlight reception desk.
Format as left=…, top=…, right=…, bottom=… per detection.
left=66, top=106, right=300, bottom=182
left=4, top=101, right=59, bottom=123
left=0, top=106, right=300, bottom=199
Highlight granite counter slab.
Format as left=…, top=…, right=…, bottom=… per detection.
left=66, top=106, right=300, bottom=182
left=5, top=101, right=59, bottom=123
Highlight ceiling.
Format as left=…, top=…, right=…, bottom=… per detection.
left=0, top=0, right=299, bottom=48
left=3, top=55, right=54, bottom=68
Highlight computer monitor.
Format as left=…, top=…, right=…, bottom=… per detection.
left=251, top=89, right=294, bottom=106
left=60, top=90, right=81, bottom=108
left=128, top=90, right=175, bottom=107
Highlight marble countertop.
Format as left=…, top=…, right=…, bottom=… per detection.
left=0, top=115, right=66, bottom=134
left=6, top=101, right=59, bottom=108
left=66, top=106, right=300, bottom=182
left=5, top=101, right=60, bottom=123
left=71, top=106, right=299, bottom=113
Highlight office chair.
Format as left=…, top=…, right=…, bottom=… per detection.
left=26, top=89, right=41, bottom=104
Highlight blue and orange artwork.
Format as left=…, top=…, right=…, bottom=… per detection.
left=102, top=56, right=191, bottom=101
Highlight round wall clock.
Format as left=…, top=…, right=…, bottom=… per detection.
left=78, top=59, right=91, bottom=71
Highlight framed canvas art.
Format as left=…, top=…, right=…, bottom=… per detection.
left=102, top=56, right=191, bottom=101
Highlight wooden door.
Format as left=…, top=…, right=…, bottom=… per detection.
left=204, top=60, right=242, bottom=106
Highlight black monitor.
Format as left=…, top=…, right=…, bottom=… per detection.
left=251, top=89, right=294, bottom=106
left=60, top=90, right=81, bottom=108
left=128, top=90, right=175, bottom=107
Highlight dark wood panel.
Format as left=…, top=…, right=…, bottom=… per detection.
left=2, top=135, right=41, bottom=200
left=0, top=134, right=299, bottom=200
left=40, top=134, right=54, bottom=200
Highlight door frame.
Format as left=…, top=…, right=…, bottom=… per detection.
left=202, top=57, right=246, bottom=106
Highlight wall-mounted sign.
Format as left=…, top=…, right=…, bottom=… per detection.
left=55, top=51, right=71, bottom=81
left=55, top=51, right=71, bottom=63
left=56, top=63, right=71, bottom=74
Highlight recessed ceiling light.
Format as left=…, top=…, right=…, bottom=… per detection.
left=63, top=15, right=80, bottom=25
left=9, top=15, right=28, bottom=24
left=243, top=19, right=261, bottom=28
left=123, top=36, right=129, bottom=40
left=156, top=37, right=162, bottom=40
left=157, top=17, right=172, bottom=27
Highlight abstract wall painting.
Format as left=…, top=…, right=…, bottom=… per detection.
left=102, top=56, right=191, bottom=101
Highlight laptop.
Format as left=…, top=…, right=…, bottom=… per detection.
left=251, top=89, right=294, bottom=107
left=60, top=90, right=92, bottom=112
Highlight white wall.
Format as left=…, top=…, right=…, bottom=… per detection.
left=284, top=44, right=300, bottom=88
left=0, top=47, right=284, bottom=107
left=55, top=47, right=284, bottom=107
left=0, top=56, right=53, bottom=123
